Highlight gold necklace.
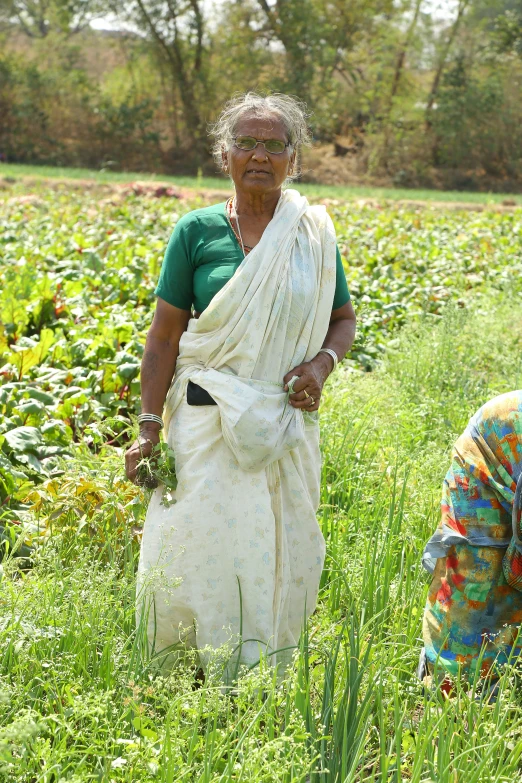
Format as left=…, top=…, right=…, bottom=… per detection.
left=226, top=198, right=253, bottom=255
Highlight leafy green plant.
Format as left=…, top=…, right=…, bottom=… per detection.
left=0, top=189, right=520, bottom=515
left=136, top=439, right=178, bottom=494
left=1, top=283, right=522, bottom=779
left=2, top=186, right=522, bottom=780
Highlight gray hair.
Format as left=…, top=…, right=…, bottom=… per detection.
left=210, top=92, right=312, bottom=177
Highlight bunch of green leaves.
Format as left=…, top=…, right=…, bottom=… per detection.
left=136, top=439, right=177, bottom=495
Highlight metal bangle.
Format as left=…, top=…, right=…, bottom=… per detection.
left=138, top=413, right=164, bottom=428
left=318, top=348, right=338, bottom=371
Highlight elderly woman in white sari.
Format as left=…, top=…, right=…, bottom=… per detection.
left=125, top=92, right=356, bottom=678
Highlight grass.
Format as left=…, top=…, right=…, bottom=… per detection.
left=2, top=182, right=522, bottom=780
left=2, top=162, right=522, bottom=204
left=3, top=300, right=522, bottom=781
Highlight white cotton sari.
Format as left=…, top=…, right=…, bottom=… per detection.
left=137, top=189, right=337, bottom=676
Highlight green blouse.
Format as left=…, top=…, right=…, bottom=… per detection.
left=155, top=202, right=351, bottom=314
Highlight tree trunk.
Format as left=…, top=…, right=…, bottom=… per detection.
left=380, top=0, right=423, bottom=172
left=134, top=0, right=206, bottom=157
left=389, top=0, right=423, bottom=102
left=425, top=0, right=471, bottom=128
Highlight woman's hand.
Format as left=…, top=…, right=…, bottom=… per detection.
left=283, top=353, right=333, bottom=412
left=283, top=301, right=356, bottom=411
left=125, top=428, right=161, bottom=487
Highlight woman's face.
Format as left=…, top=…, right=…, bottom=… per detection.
left=223, top=113, right=296, bottom=195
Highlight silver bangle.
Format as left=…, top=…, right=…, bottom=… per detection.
left=318, top=348, right=338, bottom=370
left=138, top=413, right=164, bottom=428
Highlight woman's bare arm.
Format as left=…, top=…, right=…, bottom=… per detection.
left=125, top=298, right=190, bottom=484
left=284, top=300, right=356, bottom=410
left=140, top=299, right=191, bottom=420
left=313, top=299, right=357, bottom=377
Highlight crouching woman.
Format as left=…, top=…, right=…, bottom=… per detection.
left=420, top=391, right=522, bottom=685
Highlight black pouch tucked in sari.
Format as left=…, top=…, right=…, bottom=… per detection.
left=187, top=381, right=217, bottom=406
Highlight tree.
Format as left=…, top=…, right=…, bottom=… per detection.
left=425, top=0, right=472, bottom=128
left=493, top=9, right=522, bottom=56
left=0, top=0, right=100, bottom=37
left=252, top=0, right=395, bottom=107
left=378, top=0, right=424, bottom=170
left=388, top=0, right=424, bottom=104
left=113, top=0, right=209, bottom=154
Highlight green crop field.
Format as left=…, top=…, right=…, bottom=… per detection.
left=1, top=181, right=522, bottom=781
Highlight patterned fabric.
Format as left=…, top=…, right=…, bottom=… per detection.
left=137, top=190, right=337, bottom=679
left=422, top=391, right=522, bottom=677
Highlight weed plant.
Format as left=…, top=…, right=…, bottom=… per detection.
left=2, top=300, right=522, bottom=781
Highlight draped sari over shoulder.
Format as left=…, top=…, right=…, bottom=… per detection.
left=137, top=190, right=337, bottom=676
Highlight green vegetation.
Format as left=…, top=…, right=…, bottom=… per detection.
left=3, top=163, right=522, bottom=204
left=1, top=187, right=522, bottom=512
left=1, top=184, right=522, bottom=780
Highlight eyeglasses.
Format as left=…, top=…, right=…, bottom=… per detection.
left=233, top=136, right=291, bottom=154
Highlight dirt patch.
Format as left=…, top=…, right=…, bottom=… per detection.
left=0, top=174, right=231, bottom=202
left=1, top=174, right=520, bottom=212
left=324, top=197, right=521, bottom=213
left=7, top=194, right=45, bottom=207
left=301, top=145, right=381, bottom=189
left=114, top=181, right=231, bottom=203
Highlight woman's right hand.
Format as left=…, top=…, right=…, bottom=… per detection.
left=125, top=429, right=161, bottom=487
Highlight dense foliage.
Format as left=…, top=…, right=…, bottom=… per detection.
left=1, top=186, right=521, bottom=520
left=2, top=183, right=522, bottom=780
left=1, top=0, right=522, bottom=189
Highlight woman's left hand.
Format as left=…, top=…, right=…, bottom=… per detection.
left=283, top=354, right=333, bottom=412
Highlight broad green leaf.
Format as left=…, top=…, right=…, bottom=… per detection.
left=26, top=389, right=56, bottom=405
left=16, top=452, right=45, bottom=473
left=16, top=400, right=45, bottom=415
left=3, top=426, right=42, bottom=453
left=8, top=329, right=55, bottom=379
left=117, top=362, right=140, bottom=379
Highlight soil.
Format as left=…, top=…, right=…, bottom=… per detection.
left=1, top=174, right=520, bottom=213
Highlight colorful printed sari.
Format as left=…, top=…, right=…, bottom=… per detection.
left=137, top=190, right=337, bottom=678
left=422, top=391, right=522, bottom=678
